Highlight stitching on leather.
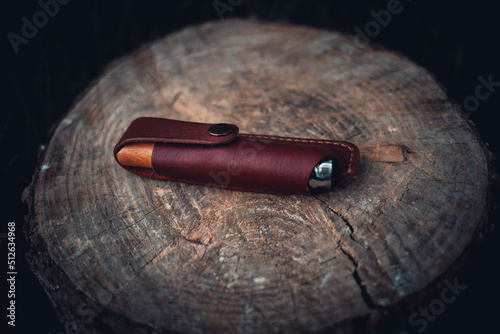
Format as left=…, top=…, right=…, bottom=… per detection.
left=239, top=134, right=355, bottom=174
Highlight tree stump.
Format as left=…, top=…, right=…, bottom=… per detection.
left=23, top=19, right=492, bottom=333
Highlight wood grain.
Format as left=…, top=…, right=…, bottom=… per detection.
left=23, top=19, right=492, bottom=333
left=116, top=143, right=154, bottom=168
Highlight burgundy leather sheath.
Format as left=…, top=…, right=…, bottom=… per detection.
left=113, top=117, right=359, bottom=194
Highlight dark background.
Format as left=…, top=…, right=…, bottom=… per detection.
left=3, top=0, right=499, bottom=333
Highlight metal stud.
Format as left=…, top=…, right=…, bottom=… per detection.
left=208, top=123, right=234, bottom=136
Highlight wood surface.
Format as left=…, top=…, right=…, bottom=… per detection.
left=23, top=19, right=492, bottom=333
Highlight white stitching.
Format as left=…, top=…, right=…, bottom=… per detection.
left=239, top=134, right=355, bottom=174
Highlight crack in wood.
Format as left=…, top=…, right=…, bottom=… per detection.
left=313, top=196, right=377, bottom=310
left=181, top=235, right=209, bottom=246
left=338, top=244, right=376, bottom=310
left=314, top=196, right=357, bottom=243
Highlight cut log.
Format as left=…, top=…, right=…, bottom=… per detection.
left=23, top=19, right=492, bottom=333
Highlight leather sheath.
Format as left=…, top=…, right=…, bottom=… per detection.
left=113, top=117, right=360, bottom=194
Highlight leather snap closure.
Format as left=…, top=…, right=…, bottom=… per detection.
left=208, top=123, right=234, bottom=136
